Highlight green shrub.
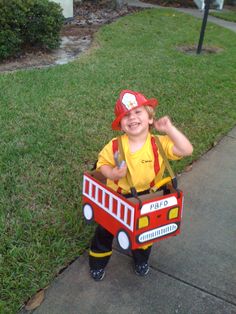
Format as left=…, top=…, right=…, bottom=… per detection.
left=0, top=0, right=26, bottom=60
left=0, top=0, right=64, bottom=61
left=0, top=29, right=22, bottom=60
left=23, top=0, right=65, bottom=49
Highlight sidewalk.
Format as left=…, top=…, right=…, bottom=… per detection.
left=127, top=0, right=236, bottom=33
left=20, top=127, right=236, bottom=313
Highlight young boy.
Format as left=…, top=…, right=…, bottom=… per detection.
left=89, top=89, right=193, bottom=281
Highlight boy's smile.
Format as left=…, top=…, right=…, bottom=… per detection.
left=120, top=106, right=153, bottom=137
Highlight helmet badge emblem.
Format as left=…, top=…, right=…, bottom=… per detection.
left=121, top=93, right=138, bottom=110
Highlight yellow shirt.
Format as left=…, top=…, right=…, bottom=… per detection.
left=96, top=133, right=181, bottom=194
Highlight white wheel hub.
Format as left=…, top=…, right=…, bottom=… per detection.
left=117, top=231, right=130, bottom=250
left=83, top=204, right=93, bottom=221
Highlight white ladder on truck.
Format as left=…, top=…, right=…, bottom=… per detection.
left=83, top=175, right=135, bottom=231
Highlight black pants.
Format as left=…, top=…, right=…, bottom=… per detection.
left=89, top=224, right=152, bottom=270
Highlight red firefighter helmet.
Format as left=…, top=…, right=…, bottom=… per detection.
left=111, top=90, right=158, bottom=130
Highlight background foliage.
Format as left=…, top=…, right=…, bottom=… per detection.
left=0, top=0, right=64, bottom=61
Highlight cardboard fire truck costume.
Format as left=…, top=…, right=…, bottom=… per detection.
left=82, top=134, right=184, bottom=251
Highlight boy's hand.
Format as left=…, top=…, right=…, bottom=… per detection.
left=111, top=163, right=127, bottom=181
left=100, top=163, right=127, bottom=181
left=153, top=116, right=173, bottom=134
left=154, top=115, right=193, bottom=157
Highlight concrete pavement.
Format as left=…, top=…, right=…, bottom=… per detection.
left=20, top=127, right=236, bottom=313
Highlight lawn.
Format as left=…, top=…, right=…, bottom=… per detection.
left=0, top=7, right=236, bottom=314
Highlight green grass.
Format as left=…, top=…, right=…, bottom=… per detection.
left=0, top=8, right=236, bottom=313
left=209, top=9, right=236, bottom=22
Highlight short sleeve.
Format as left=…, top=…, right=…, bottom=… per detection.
left=96, top=138, right=116, bottom=170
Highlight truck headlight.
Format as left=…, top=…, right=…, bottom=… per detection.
left=138, top=216, right=149, bottom=229
left=168, top=207, right=179, bottom=219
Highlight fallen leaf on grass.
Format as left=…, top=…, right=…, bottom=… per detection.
left=185, top=165, right=193, bottom=172
left=25, top=289, right=45, bottom=311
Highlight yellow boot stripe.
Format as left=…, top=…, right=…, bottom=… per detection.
left=89, top=250, right=112, bottom=258
left=140, top=244, right=153, bottom=250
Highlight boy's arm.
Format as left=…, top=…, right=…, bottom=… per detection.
left=100, top=164, right=127, bottom=181
left=97, top=139, right=127, bottom=181
left=154, top=116, right=193, bottom=157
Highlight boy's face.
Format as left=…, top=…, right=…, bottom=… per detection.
left=120, top=106, right=153, bottom=137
